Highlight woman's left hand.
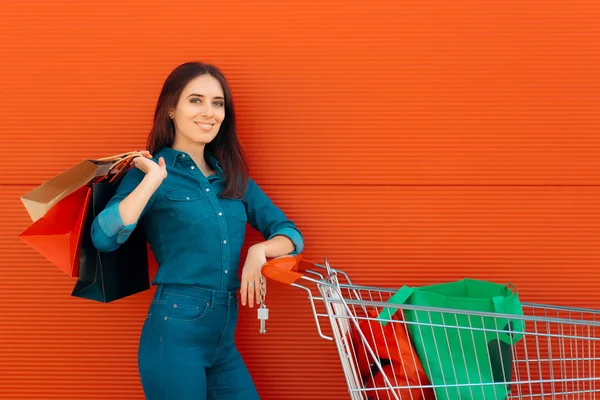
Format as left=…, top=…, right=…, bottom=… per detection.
left=240, top=244, right=267, bottom=308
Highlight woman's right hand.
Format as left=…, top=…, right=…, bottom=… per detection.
left=132, top=151, right=168, bottom=183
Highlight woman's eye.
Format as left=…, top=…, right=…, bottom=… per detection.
left=215, top=101, right=224, bottom=107
left=190, top=98, right=201, bottom=103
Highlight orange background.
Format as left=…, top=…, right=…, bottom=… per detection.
left=0, top=0, right=599, bottom=399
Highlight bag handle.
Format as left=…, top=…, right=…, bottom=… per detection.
left=378, top=286, right=415, bottom=327
left=96, top=151, right=143, bottom=162
left=491, top=283, right=525, bottom=344
left=96, top=151, right=145, bottom=183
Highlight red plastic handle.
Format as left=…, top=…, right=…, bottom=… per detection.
left=261, top=254, right=314, bottom=284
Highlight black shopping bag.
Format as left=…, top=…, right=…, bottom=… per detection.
left=71, top=177, right=150, bottom=303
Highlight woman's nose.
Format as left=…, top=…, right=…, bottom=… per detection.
left=200, top=103, right=214, bottom=118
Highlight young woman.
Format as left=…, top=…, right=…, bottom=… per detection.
left=91, top=62, right=304, bottom=399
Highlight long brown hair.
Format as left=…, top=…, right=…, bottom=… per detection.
left=147, top=62, right=249, bottom=198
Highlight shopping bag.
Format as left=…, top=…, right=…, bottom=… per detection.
left=378, top=278, right=525, bottom=400
left=20, top=151, right=141, bottom=222
left=351, top=307, right=434, bottom=400
left=365, top=364, right=434, bottom=400
left=18, top=185, right=91, bottom=277
left=70, top=177, right=150, bottom=303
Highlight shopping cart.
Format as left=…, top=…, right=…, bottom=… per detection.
left=261, top=255, right=600, bottom=400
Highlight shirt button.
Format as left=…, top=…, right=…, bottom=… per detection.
left=223, top=240, right=227, bottom=244
left=218, top=212, right=223, bottom=216
left=186, top=197, right=190, bottom=200
left=205, top=188, right=210, bottom=192
left=182, top=154, right=186, bottom=158
left=224, top=270, right=228, bottom=274
left=191, top=166, right=195, bottom=170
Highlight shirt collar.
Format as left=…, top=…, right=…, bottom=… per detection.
left=156, top=147, right=224, bottom=175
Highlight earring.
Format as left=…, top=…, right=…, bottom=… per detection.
left=169, top=113, right=173, bottom=118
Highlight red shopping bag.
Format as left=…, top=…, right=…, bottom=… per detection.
left=19, top=185, right=91, bottom=277
left=351, top=308, right=435, bottom=400
left=365, top=364, right=435, bottom=400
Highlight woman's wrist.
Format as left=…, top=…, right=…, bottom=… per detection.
left=251, top=236, right=294, bottom=259
left=142, top=172, right=165, bottom=192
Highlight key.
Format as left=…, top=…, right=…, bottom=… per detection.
left=258, top=305, right=269, bottom=334
left=257, top=275, right=268, bottom=334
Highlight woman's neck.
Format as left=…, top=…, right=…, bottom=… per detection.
left=171, top=140, right=212, bottom=176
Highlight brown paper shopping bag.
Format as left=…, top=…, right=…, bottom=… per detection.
left=20, top=151, right=142, bottom=222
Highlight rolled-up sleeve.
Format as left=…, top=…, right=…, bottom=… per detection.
left=91, top=167, right=155, bottom=253
left=243, top=178, right=304, bottom=254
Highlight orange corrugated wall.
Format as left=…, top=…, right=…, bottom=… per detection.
left=0, top=0, right=598, bottom=399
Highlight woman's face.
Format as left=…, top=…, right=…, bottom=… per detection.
left=170, top=74, right=225, bottom=147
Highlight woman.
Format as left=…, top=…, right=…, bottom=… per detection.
left=91, top=62, right=304, bottom=399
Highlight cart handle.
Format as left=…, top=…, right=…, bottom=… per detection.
left=261, top=254, right=315, bottom=284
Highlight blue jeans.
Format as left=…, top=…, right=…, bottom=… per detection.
left=137, top=284, right=260, bottom=399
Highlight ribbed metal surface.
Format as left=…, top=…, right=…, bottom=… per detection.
left=0, top=0, right=598, bottom=398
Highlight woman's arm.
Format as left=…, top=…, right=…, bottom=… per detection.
left=240, top=178, right=304, bottom=307
left=91, top=153, right=167, bottom=252
left=249, top=234, right=295, bottom=259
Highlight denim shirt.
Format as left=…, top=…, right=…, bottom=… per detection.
left=90, top=147, right=304, bottom=292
